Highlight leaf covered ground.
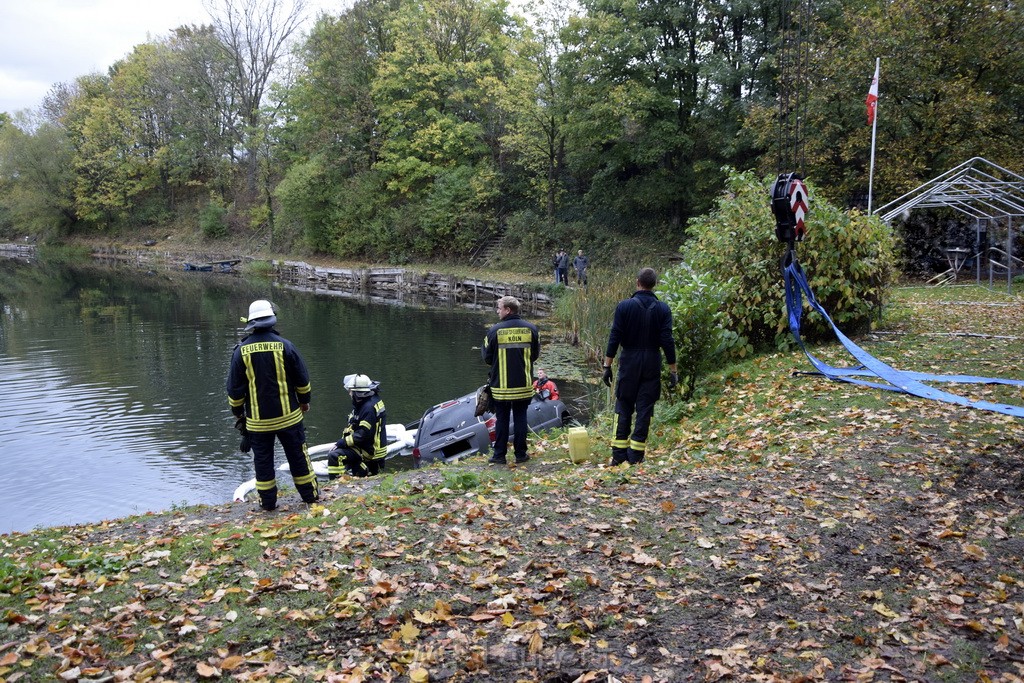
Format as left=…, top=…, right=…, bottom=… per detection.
left=1, top=284, right=1023, bottom=683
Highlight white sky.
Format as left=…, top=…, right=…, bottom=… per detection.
left=0, top=0, right=342, bottom=116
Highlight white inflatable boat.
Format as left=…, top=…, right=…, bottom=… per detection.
left=232, top=423, right=417, bottom=502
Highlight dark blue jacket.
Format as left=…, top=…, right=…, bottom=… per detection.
left=227, top=328, right=311, bottom=433
left=482, top=314, right=540, bottom=401
left=605, top=290, right=675, bottom=387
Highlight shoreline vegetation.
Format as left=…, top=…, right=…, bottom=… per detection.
left=2, top=245, right=1024, bottom=681
left=0, top=241, right=561, bottom=314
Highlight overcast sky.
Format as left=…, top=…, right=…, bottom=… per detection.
left=0, top=0, right=339, bottom=116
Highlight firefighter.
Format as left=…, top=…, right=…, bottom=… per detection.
left=482, top=295, right=541, bottom=465
left=328, top=374, right=387, bottom=478
left=227, top=300, right=319, bottom=510
left=602, top=268, right=678, bottom=465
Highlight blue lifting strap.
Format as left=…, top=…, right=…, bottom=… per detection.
left=783, top=258, right=1024, bottom=418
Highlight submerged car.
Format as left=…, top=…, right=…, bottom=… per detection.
left=233, top=391, right=567, bottom=500
left=411, top=389, right=567, bottom=466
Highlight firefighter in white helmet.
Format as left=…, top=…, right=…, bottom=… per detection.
left=328, top=373, right=388, bottom=478
left=226, top=300, right=319, bottom=510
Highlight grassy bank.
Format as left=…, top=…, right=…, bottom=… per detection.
left=1, top=284, right=1023, bottom=682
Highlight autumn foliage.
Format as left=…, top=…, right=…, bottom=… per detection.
left=683, top=169, right=898, bottom=352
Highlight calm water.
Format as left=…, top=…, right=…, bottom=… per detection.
left=0, top=256, right=509, bottom=534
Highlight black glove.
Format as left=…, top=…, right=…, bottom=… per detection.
left=668, top=372, right=679, bottom=389
left=234, top=416, right=251, bottom=453
left=602, top=366, right=613, bottom=387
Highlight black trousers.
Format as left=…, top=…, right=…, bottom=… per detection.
left=329, top=446, right=385, bottom=478
left=492, top=398, right=530, bottom=461
left=250, top=422, right=318, bottom=509
left=612, top=374, right=661, bottom=464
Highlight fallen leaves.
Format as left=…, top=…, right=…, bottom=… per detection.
left=399, top=620, right=421, bottom=644
left=2, top=287, right=1024, bottom=682
left=872, top=602, right=901, bottom=620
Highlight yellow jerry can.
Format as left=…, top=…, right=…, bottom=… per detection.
left=568, top=426, right=590, bottom=464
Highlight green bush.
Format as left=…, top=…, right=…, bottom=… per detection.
left=686, top=168, right=897, bottom=351
left=659, top=264, right=742, bottom=399
left=199, top=196, right=229, bottom=240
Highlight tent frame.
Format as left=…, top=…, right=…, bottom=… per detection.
left=874, top=157, right=1024, bottom=290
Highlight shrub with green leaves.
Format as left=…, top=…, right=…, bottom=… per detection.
left=659, top=264, right=742, bottom=399
left=686, top=168, right=897, bottom=351
left=199, top=195, right=229, bottom=240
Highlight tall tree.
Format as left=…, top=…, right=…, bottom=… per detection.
left=206, top=0, right=308, bottom=195
left=158, top=25, right=239, bottom=197
left=559, top=0, right=782, bottom=232
left=0, top=113, right=77, bottom=235
left=560, top=0, right=709, bottom=230
left=276, top=0, right=401, bottom=252
left=501, top=1, right=573, bottom=220
left=371, top=0, right=517, bottom=254
left=71, top=95, right=155, bottom=227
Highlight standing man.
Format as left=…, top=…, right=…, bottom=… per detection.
left=602, top=268, right=678, bottom=465
left=482, top=295, right=541, bottom=465
left=556, top=249, right=570, bottom=285
left=227, top=300, right=319, bottom=511
left=572, top=249, right=589, bottom=286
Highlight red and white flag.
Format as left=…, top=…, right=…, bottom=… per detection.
left=866, top=62, right=879, bottom=125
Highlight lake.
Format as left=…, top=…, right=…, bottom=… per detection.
left=0, top=255, right=575, bottom=534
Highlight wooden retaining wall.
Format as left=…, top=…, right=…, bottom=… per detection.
left=274, top=261, right=552, bottom=312
left=0, top=245, right=552, bottom=313
left=0, top=243, right=36, bottom=257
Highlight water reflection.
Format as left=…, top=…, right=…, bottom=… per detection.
left=0, top=257, right=517, bottom=534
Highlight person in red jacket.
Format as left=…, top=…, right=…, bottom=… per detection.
left=532, top=368, right=560, bottom=401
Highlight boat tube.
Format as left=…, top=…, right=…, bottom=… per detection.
left=232, top=423, right=416, bottom=502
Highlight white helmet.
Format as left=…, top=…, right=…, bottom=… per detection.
left=244, top=299, right=277, bottom=330
left=343, top=373, right=379, bottom=397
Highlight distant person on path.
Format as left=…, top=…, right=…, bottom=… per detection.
left=483, top=296, right=540, bottom=465
left=328, top=374, right=388, bottom=478
left=572, top=249, right=589, bottom=285
left=552, top=248, right=569, bottom=285
left=532, top=368, right=560, bottom=401
left=602, top=268, right=678, bottom=465
left=227, top=300, right=319, bottom=510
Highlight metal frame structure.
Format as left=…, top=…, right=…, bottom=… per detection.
left=874, top=157, right=1024, bottom=290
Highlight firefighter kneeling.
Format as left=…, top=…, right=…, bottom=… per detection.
left=328, top=374, right=387, bottom=478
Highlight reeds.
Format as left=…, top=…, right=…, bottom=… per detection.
left=553, top=266, right=640, bottom=363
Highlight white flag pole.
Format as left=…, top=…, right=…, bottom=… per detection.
left=867, top=58, right=880, bottom=215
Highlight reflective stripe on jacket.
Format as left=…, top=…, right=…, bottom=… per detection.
left=226, top=329, right=311, bottom=433
left=483, top=315, right=540, bottom=401
left=339, top=394, right=387, bottom=461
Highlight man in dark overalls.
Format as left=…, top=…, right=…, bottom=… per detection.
left=602, top=268, right=678, bottom=465
left=328, top=374, right=388, bottom=478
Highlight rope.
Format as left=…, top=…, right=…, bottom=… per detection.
left=783, top=257, right=1024, bottom=418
